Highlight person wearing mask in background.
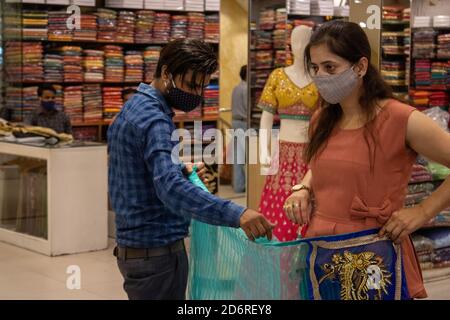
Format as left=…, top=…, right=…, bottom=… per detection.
left=26, top=84, right=72, bottom=134
left=231, top=65, right=248, bottom=193
left=108, top=39, right=275, bottom=300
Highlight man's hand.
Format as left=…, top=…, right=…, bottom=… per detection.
left=184, top=162, right=209, bottom=186
left=240, top=209, right=277, bottom=241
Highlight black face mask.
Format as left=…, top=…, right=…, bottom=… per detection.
left=165, top=79, right=203, bottom=112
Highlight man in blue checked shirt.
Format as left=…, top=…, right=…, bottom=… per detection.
left=108, top=39, right=276, bottom=300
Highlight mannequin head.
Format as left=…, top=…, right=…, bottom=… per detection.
left=291, top=25, right=313, bottom=64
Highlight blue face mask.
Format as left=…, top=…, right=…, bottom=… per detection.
left=42, top=101, right=56, bottom=112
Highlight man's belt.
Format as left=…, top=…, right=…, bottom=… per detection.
left=114, top=239, right=185, bottom=260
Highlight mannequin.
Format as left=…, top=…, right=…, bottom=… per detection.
left=258, top=25, right=320, bottom=242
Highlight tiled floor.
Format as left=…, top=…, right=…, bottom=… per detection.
left=0, top=186, right=449, bottom=300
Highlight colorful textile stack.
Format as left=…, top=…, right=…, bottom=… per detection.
left=381, top=60, right=406, bottom=86
left=382, top=5, right=404, bottom=22
left=72, top=127, right=99, bottom=142
left=83, top=84, right=103, bottom=123
left=171, top=15, right=188, bottom=40
left=437, top=33, right=450, bottom=59
left=54, top=84, right=64, bottom=111
left=402, top=7, right=410, bottom=22
left=311, top=0, right=334, bottom=16
left=413, top=29, right=437, bottom=59
left=4, top=42, right=22, bottom=82
left=64, top=86, right=84, bottom=123
left=255, top=50, right=273, bottom=69
left=203, top=84, right=219, bottom=118
left=409, top=90, right=430, bottom=109
left=275, top=50, right=286, bottom=68
left=103, top=87, right=123, bottom=120
left=22, top=86, right=40, bottom=120
left=125, top=51, right=144, bottom=83
left=73, top=14, right=97, bottom=41
left=414, top=59, right=431, bottom=90
left=382, top=32, right=405, bottom=55
left=5, top=87, right=23, bottom=122
left=431, top=62, right=448, bottom=90
left=48, top=11, right=72, bottom=41
left=44, top=53, right=64, bottom=82
left=255, top=31, right=272, bottom=50
left=409, top=163, right=433, bottom=184
left=61, top=46, right=83, bottom=83
left=447, top=62, right=450, bottom=90
left=117, top=11, right=135, bottom=43
left=23, top=42, right=44, bottom=82
left=22, top=10, right=48, bottom=40
left=104, top=45, right=124, bottom=82
left=405, top=182, right=434, bottom=208
left=135, top=10, right=155, bottom=44
left=287, top=0, right=311, bottom=15
left=429, top=91, right=449, bottom=109
left=187, top=13, right=205, bottom=40
left=413, top=228, right=450, bottom=270
left=83, top=50, right=104, bottom=82
left=96, top=9, right=118, bottom=42
left=253, top=70, right=272, bottom=90
left=144, top=46, right=161, bottom=82
left=205, top=14, right=219, bottom=43
left=259, top=8, right=275, bottom=30
left=153, top=13, right=171, bottom=43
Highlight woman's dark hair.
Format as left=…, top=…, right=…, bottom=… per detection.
left=38, top=84, right=56, bottom=97
left=155, top=39, right=218, bottom=89
left=239, top=65, right=247, bottom=81
left=304, top=20, right=393, bottom=170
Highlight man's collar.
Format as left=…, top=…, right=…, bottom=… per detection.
left=137, top=83, right=174, bottom=117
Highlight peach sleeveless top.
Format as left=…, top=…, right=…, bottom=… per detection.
left=308, top=99, right=427, bottom=299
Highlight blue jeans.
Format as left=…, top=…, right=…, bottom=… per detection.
left=232, top=120, right=247, bottom=193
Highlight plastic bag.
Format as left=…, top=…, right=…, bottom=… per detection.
left=422, top=107, right=450, bottom=132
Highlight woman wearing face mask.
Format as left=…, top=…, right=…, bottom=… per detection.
left=26, top=84, right=72, bottom=134
left=283, top=20, right=450, bottom=299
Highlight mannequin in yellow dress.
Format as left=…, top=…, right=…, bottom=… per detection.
left=258, top=25, right=320, bottom=241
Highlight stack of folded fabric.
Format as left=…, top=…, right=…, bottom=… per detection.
left=103, top=87, right=124, bottom=120
left=44, top=53, right=64, bottom=83
left=382, top=5, right=404, bottom=22
left=125, top=51, right=144, bottom=83
left=205, top=0, right=219, bottom=11
left=405, top=179, right=433, bottom=207
left=22, top=42, right=44, bottom=82
left=4, top=42, right=22, bottom=82
left=117, top=11, right=135, bottom=43
left=409, top=90, right=431, bottom=110
left=72, top=127, right=99, bottom=142
left=104, top=45, right=124, bottom=82
left=135, top=10, right=155, bottom=44
left=429, top=91, right=449, bottom=109
left=48, top=11, right=73, bottom=41
left=152, top=13, right=171, bottom=43
left=22, top=86, right=41, bottom=120
left=259, top=8, right=275, bottom=30
left=403, top=7, right=410, bottom=22
left=5, top=87, right=23, bottom=122
left=61, top=46, right=83, bottom=83
left=381, top=60, right=406, bottom=86
left=83, top=50, right=104, bottom=82
left=255, top=50, right=273, bottom=69
left=96, top=8, right=118, bottom=42
left=64, top=86, right=84, bottom=124
left=205, top=14, right=220, bottom=43
left=437, top=33, right=450, bottom=59
left=54, top=85, right=64, bottom=111
left=431, top=62, right=448, bottom=90
left=255, top=31, right=272, bottom=50
left=144, top=46, right=161, bottom=82
left=83, top=84, right=103, bottom=123
left=273, top=28, right=286, bottom=50
left=414, top=228, right=450, bottom=270
left=73, top=14, right=97, bottom=41
left=311, top=0, right=334, bottom=16
left=185, top=0, right=204, bottom=11
left=412, top=234, right=435, bottom=270
left=447, top=61, right=450, bottom=90
left=287, top=0, right=310, bottom=15
left=187, top=12, right=205, bottom=40
left=171, top=15, right=188, bottom=40
left=414, top=59, right=431, bottom=89
left=409, top=163, right=433, bottom=184
left=253, top=70, right=272, bottom=90
left=22, top=10, right=48, bottom=40
left=275, top=50, right=286, bottom=68
left=382, top=31, right=405, bottom=55
left=433, top=15, right=450, bottom=28
left=413, top=29, right=437, bottom=59
left=426, top=208, right=450, bottom=227
left=203, top=84, right=219, bottom=118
